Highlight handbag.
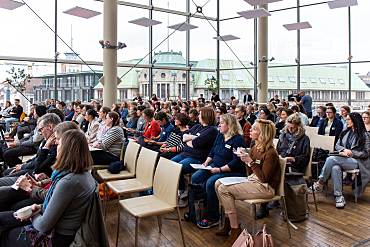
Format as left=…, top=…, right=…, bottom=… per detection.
left=232, top=224, right=274, bottom=247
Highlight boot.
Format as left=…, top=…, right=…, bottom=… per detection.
left=222, top=226, right=242, bottom=247
left=216, top=217, right=231, bottom=236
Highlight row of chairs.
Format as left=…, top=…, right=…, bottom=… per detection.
left=96, top=142, right=186, bottom=247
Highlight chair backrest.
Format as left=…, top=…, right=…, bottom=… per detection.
left=311, top=134, right=335, bottom=152
left=305, top=126, right=319, bottom=140
left=275, top=157, right=287, bottom=197
left=124, top=141, right=141, bottom=174
left=304, top=147, right=315, bottom=178
left=273, top=138, right=279, bottom=148
left=153, top=157, right=182, bottom=208
left=20, top=112, right=26, bottom=121
left=136, top=147, right=158, bottom=186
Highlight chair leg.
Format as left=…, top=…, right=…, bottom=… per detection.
left=355, top=172, right=358, bottom=206
left=311, top=178, right=318, bottom=212
left=157, top=215, right=162, bottom=233
left=282, top=197, right=291, bottom=239
left=176, top=206, right=186, bottom=247
left=251, top=203, right=255, bottom=235
left=115, top=194, right=121, bottom=247
left=341, top=171, right=344, bottom=191
left=103, top=180, right=107, bottom=219
left=135, top=217, right=139, bottom=247
left=219, top=205, right=224, bottom=228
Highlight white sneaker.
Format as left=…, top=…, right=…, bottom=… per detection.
left=335, top=196, right=346, bottom=208
left=307, top=182, right=323, bottom=194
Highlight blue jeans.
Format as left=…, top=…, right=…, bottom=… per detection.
left=192, top=163, right=245, bottom=222
left=3, top=118, right=19, bottom=132
left=171, top=154, right=202, bottom=190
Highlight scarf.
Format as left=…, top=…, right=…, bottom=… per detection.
left=282, top=130, right=303, bottom=155
left=18, top=170, right=69, bottom=247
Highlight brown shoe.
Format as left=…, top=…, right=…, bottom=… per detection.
left=216, top=217, right=231, bottom=236
left=221, top=226, right=242, bottom=247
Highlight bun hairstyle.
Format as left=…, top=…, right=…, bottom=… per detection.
left=108, top=111, right=120, bottom=127
left=86, top=109, right=97, bottom=119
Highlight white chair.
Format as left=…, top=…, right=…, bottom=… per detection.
left=305, top=126, right=319, bottom=140
left=242, top=157, right=291, bottom=238
left=273, top=138, right=279, bottom=148
left=310, top=134, right=335, bottom=179
left=97, top=141, right=141, bottom=217
left=341, top=169, right=360, bottom=205
left=304, top=147, right=318, bottom=211
left=118, top=157, right=186, bottom=247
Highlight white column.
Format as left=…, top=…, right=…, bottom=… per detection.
left=102, top=0, right=118, bottom=107
left=257, top=4, right=268, bottom=103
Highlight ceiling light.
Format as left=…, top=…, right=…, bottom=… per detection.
left=283, top=22, right=312, bottom=31
left=237, top=8, right=271, bottom=19
left=213, top=35, right=240, bottom=41
left=243, top=0, right=282, bottom=6
left=0, top=0, right=24, bottom=10
left=168, top=22, right=198, bottom=32
left=328, top=0, right=357, bottom=9
left=63, top=6, right=101, bottom=19
left=128, top=17, right=162, bottom=27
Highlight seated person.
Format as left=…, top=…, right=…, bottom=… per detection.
left=235, top=105, right=252, bottom=147
left=90, top=112, right=124, bottom=165
left=188, top=109, right=200, bottom=129
left=3, top=105, right=47, bottom=168
left=309, top=106, right=326, bottom=127
left=146, top=111, right=175, bottom=151
left=3, top=99, right=23, bottom=135
left=79, top=105, right=94, bottom=133
left=215, top=119, right=280, bottom=246
left=8, top=104, right=37, bottom=140
left=0, top=129, right=95, bottom=247
left=158, top=113, right=190, bottom=160
left=139, top=108, right=161, bottom=141
left=309, top=113, right=370, bottom=209
left=64, top=102, right=76, bottom=121
left=0, top=122, right=79, bottom=212
left=259, top=113, right=310, bottom=217
left=126, top=106, right=139, bottom=138
left=275, top=108, right=293, bottom=138
left=171, top=107, right=218, bottom=206
left=170, top=106, right=180, bottom=125
left=0, top=101, right=12, bottom=118
left=84, top=109, right=99, bottom=142
left=72, top=104, right=84, bottom=126
left=318, top=106, right=343, bottom=143
left=259, top=108, right=274, bottom=122
left=126, top=106, right=146, bottom=138
left=291, top=105, right=309, bottom=126
left=1, top=113, right=61, bottom=183
left=90, top=107, right=110, bottom=144
left=246, top=105, right=256, bottom=126
left=193, top=114, right=246, bottom=229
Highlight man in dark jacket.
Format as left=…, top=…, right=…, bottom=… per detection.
left=210, top=93, right=221, bottom=102
left=0, top=113, right=61, bottom=187
left=243, top=90, right=253, bottom=104
left=310, top=106, right=326, bottom=127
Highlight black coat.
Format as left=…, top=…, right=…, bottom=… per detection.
left=309, top=116, right=321, bottom=127
left=243, top=94, right=253, bottom=104
left=277, top=132, right=310, bottom=173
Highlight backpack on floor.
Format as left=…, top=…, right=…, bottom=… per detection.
left=185, top=182, right=207, bottom=224
left=284, top=174, right=308, bottom=222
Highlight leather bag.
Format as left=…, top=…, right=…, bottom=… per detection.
left=232, top=225, right=274, bottom=247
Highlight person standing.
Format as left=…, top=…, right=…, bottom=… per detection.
left=243, top=90, right=253, bottom=104
left=294, top=90, right=312, bottom=118
left=198, top=94, right=205, bottom=103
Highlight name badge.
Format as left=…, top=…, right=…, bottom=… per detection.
left=255, top=160, right=261, bottom=164
left=332, top=127, right=335, bottom=130
left=162, top=132, right=166, bottom=135
left=225, top=144, right=231, bottom=149
left=196, top=133, right=200, bottom=136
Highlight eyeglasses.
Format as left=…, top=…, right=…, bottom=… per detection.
left=345, top=119, right=351, bottom=122
left=235, top=111, right=240, bottom=113
left=39, top=124, right=50, bottom=132
left=327, top=111, right=333, bottom=114
left=216, top=111, right=222, bottom=114
left=363, top=117, right=369, bottom=119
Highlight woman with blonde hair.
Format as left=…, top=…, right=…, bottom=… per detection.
left=194, top=114, right=246, bottom=229
left=215, top=119, right=280, bottom=247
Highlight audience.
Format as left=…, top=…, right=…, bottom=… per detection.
left=120, top=102, right=129, bottom=124
left=3, top=99, right=23, bottom=135
left=146, top=111, right=175, bottom=151
left=85, top=109, right=99, bottom=141
left=215, top=119, right=280, bottom=246
left=275, top=108, right=293, bottom=138
left=362, top=111, right=370, bottom=132
left=309, top=106, right=326, bottom=127
left=339, top=105, right=351, bottom=131
left=193, top=114, right=246, bottom=229
left=309, top=113, right=370, bottom=209
left=126, top=106, right=139, bottom=138
left=246, top=105, right=256, bottom=126
left=318, top=106, right=343, bottom=143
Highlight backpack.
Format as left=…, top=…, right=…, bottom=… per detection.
left=284, top=174, right=308, bottom=222
left=185, top=182, right=207, bottom=224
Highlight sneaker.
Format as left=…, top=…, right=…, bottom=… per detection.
left=256, top=206, right=269, bottom=219
left=307, top=182, right=323, bottom=194
left=178, top=197, right=188, bottom=208
left=266, top=200, right=280, bottom=211
left=335, top=196, right=346, bottom=208
left=197, top=219, right=219, bottom=229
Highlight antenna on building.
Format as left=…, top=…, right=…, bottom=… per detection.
left=167, top=1, right=169, bottom=52
left=71, top=24, right=73, bottom=50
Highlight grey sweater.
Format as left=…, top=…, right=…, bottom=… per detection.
left=31, top=172, right=95, bottom=236
left=134, top=117, right=147, bottom=137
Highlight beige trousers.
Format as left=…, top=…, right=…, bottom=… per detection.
left=215, top=174, right=275, bottom=214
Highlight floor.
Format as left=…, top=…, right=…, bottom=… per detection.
left=103, top=181, right=370, bottom=247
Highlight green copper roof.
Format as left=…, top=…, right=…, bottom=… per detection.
left=152, top=50, right=186, bottom=66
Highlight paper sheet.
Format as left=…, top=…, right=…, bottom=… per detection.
left=89, top=146, right=101, bottom=152
left=218, top=177, right=250, bottom=186
left=190, top=164, right=212, bottom=170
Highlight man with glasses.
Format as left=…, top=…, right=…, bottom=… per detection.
left=0, top=113, right=61, bottom=187
left=216, top=107, right=227, bottom=125
left=310, top=106, right=326, bottom=127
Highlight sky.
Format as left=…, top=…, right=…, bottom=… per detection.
left=0, top=0, right=369, bottom=81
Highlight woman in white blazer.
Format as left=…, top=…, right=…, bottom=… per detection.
left=85, top=109, right=100, bottom=141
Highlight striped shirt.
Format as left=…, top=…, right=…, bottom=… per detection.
left=165, top=128, right=185, bottom=152
left=99, top=126, right=124, bottom=157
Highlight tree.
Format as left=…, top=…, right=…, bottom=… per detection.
left=204, top=76, right=219, bottom=94
left=5, top=67, right=32, bottom=93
